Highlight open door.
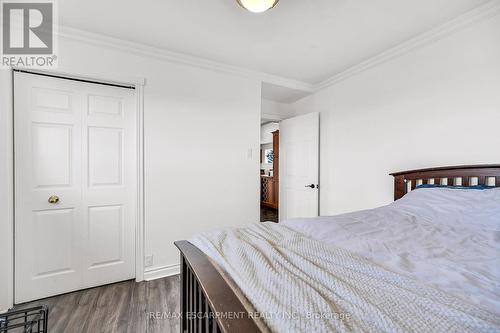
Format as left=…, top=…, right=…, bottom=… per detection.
left=279, top=112, right=319, bottom=221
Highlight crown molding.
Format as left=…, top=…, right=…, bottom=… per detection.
left=314, top=0, right=500, bottom=92
left=57, top=26, right=314, bottom=93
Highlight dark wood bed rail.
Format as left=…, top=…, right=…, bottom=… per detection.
left=390, top=164, right=500, bottom=200
left=174, top=241, right=261, bottom=333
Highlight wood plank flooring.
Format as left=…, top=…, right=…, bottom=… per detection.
left=13, top=275, right=180, bottom=333
left=260, top=206, right=278, bottom=222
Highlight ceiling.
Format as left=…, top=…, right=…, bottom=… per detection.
left=60, top=0, right=489, bottom=91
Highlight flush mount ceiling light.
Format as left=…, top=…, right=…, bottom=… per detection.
left=237, top=0, right=279, bottom=13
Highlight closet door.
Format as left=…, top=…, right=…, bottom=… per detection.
left=82, top=79, right=137, bottom=288
left=14, top=72, right=136, bottom=303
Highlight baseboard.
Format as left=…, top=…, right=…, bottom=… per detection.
left=144, top=264, right=180, bottom=281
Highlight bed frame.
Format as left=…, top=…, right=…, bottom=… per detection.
left=390, top=164, right=500, bottom=200
left=175, top=164, right=500, bottom=333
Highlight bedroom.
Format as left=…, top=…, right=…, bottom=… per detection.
left=0, top=0, right=499, bottom=332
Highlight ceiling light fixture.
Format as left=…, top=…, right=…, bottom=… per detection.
left=237, top=0, right=279, bottom=13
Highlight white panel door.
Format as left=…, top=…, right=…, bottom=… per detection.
left=14, top=72, right=137, bottom=303
left=279, top=112, right=319, bottom=221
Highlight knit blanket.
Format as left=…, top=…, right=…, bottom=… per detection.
left=190, top=222, right=500, bottom=333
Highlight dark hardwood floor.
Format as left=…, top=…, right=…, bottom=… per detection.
left=14, top=276, right=180, bottom=333
left=260, top=206, right=278, bottom=222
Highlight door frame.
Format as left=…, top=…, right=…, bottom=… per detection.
left=8, top=68, right=146, bottom=306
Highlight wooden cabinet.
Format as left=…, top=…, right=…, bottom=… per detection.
left=261, top=130, right=279, bottom=209
left=261, top=175, right=276, bottom=209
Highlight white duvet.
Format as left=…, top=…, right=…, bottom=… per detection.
left=190, top=187, right=500, bottom=332
left=283, top=187, right=500, bottom=316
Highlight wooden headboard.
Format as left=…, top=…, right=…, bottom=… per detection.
left=390, top=164, right=500, bottom=200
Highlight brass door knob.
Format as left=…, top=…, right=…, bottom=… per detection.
left=48, top=195, right=60, bottom=204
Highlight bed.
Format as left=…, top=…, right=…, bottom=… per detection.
left=174, top=165, right=500, bottom=333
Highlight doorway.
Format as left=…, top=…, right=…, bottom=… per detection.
left=14, top=71, right=138, bottom=303
left=259, top=112, right=320, bottom=223
left=260, top=122, right=280, bottom=222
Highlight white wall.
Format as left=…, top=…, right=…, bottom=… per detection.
left=0, top=34, right=261, bottom=309
left=292, top=14, right=500, bottom=215
left=261, top=99, right=296, bottom=121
